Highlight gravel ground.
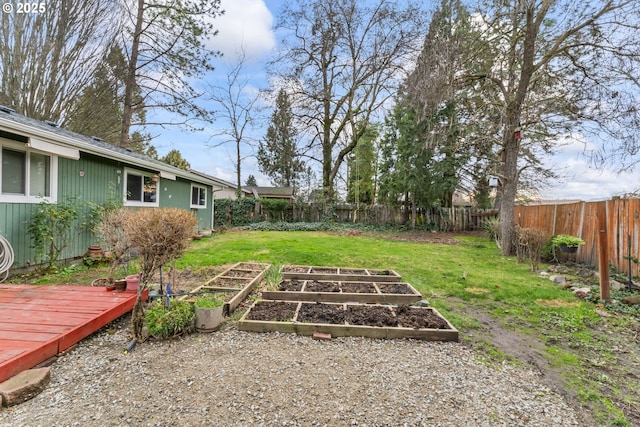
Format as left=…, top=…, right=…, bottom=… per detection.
left=0, top=317, right=581, bottom=427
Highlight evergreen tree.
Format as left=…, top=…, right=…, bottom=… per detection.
left=346, top=125, right=377, bottom=206
left=245, top=175, right=257, bottom=186
left=160, top=149, right=191, bottom=170
left=257, top=89, right=305, bottom=188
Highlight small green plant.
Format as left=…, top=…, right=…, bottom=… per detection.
left=264, top=264, right=282, bottom=290
left=195, top=293, right=223, bottom=309
left=552, top=234, right=585, bottom=248
left=482, top=217, right=501, bottom=249
left=145, top=299, right=195, bottom=339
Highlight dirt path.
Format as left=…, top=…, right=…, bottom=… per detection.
left=460, top=303, right=640, bottom=426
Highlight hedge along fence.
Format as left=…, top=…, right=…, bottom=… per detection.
left=213, top=198, right=496, bottom=231
left=515, top=198, right=640, bottom=278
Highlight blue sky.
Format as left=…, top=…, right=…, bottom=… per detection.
left=148, top=0, right=637, bottom=201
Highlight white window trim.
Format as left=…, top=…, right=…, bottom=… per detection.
left=123, top=168, right=159, bottom=207
left=190, top=184, right=207, bottom=209
left=0, top=138, right=58, bottom=204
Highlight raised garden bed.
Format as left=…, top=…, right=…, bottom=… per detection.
left=262, top=280, right=421, bottom=304
left=179, top=262, right=270, bottom=315
left=281, top=265, right=401, bottom=282
left=238, top=300, right=458, bottom=341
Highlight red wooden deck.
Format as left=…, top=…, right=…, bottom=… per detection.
left=0, top=284, right=141, bottom=383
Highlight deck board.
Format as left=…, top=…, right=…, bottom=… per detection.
left=0, top=284, right=142, bottom=383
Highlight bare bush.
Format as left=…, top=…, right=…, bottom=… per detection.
left=96, top=208, right=131, bottom=283
left=516, top=227, right=548, bottom=271
left=123, top=208, right=197, bottom=340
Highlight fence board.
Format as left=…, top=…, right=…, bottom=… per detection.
left=515, top=198, right=640, bottom=278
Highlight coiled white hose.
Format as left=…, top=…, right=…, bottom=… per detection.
left=0, top=234, right=14, bottom=283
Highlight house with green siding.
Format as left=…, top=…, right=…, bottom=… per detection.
left=0, top=106, right=230, bottom=270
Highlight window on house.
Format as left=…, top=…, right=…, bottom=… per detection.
left=191, top=185, right=206, bottom=208
left=124, top=169, right=158, bottom=206
left=0, top=142, right=55, bottom=203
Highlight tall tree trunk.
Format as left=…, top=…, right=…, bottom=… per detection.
left=499, top=128, right=520, bottom=255
left=236, top=137, right=241, bottom=194
left=411, top=195, right=417, bottom=230
left=121, top=0, right=144, bottom=147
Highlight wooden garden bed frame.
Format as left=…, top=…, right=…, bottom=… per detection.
left=281, top=265, right=402, bottom=282
left=262, top=281, right=421, bottom=304
left=179, top=262, right=270, bottom=315
left=238, top=301, right=458, bottom=342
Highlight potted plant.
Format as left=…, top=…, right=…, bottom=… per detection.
left=552, top=235, right=585, bottom=253
left=194, top=293, right=224, bottom=332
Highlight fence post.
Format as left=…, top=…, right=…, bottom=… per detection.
left=597, top=201, right=610, bottom=302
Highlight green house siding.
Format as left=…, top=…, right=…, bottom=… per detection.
left=0, top=203, right=37, bottom=268
left=158, top=177, right=212, bottom=230
left=1, top=152, right=213, bottom=269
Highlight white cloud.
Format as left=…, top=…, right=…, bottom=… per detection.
left=543, top=134, right=638, bottom=200
left=207, top=0, right=275, bottom=60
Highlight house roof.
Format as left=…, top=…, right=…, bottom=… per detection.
left=0, top=107, right=221, bottom=188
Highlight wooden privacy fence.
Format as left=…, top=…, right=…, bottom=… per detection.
left=215, top=198, right=497, bottom=231
left=265, top=203, right=494, bottom=232
left=515, top=198, right=640, bottom=278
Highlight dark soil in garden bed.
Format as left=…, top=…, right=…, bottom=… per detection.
left=279, top=280, right=303, bottom=291
left=346, top=305, right=397, bottom=327
left=297, top=303, right=345, bottom=324
left=339, top=268, right=367, bottom=274
left=222, top=270, right=257, bottom=278
left=340, top=282, right=377, bottom=293
left=282, top=266, right=310, bottom=273
left=310, top=267, right=338, bottom=274
left=208, top=277, right=248, bottom=287
left=377, top=283, right=415, bottom=294
left=395, top=305, right=449, bottom=329
left=305, top=280, right=340, bottom=292
left=245, top=301, right=297, bottom=322
left=369, top=269, right=395, bottom=276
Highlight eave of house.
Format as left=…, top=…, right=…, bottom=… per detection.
left=0, top=113, right=219, bottom=188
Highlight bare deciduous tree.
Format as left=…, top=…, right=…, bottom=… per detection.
left=272, top=0, right=426, bottom=204
left=460, top=0, right=640, bottom=255
left=205, top=50, right=261, bottom=194
left=0, top=0, right=118, bottom=122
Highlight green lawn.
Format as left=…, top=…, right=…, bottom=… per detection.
left=179, top=231, right=580, bottom=324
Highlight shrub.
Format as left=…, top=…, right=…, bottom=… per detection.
left=552, top=234, right=585, bottom=248
left=516, top=227, right=548, bottom=271
left=96, top=208, right=131, bottom=283
left=145, top=299, right=194, bottom=338
left=27, top=198, right=82, bottom=270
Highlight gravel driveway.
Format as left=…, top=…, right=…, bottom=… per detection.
left=0, top=316, right=581, bottom=427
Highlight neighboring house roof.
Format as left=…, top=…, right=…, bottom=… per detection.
left=0, top=106, right=220, bottom=187
left=189, top=170, right=252, bottom=195
left=243, top=186, right=295, bottom=199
